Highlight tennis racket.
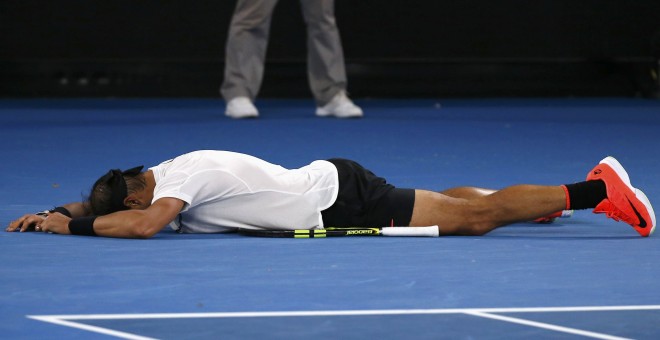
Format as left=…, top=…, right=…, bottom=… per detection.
left=237, top=226, right=439, bottom=238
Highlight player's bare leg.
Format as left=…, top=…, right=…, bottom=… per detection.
left=409, top=185, right=567, bottom=236
left=440, top=187, right=495, bottom=199
left=440, top=186, right=571, bottom=223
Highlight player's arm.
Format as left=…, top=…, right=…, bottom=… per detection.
left=59, top=202, right=92, bottom=218
left=31, top=198, right=184, bottom=238
left=93, top=198, right=184, bottom=238
left=5, top=201, right=92, bottom=233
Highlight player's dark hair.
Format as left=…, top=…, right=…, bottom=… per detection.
left=87, top=166, right=145, bottom=215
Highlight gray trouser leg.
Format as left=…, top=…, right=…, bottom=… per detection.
left=300, top=0, right=347, bottom=105
left=221, top=0, right=278, bottom=101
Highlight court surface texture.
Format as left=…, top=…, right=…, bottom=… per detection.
left=1, top=98, right=659, bottom=339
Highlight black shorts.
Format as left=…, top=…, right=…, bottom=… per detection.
left=321, top=158, right=415, bottom=227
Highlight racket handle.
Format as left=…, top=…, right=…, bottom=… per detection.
left=381, top=226, right=439, bottom=237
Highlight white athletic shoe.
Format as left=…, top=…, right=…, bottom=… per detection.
left=315, top=91, right=363, bottom=118
left=225, top=97, right=259, bottom=119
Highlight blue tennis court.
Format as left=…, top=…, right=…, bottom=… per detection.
left=1, top=98, right=659, bottom=339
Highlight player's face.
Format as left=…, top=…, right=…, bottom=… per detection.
left=129, top=189, right=154, bottom=210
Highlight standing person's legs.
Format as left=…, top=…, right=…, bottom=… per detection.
left=221, top=0, right=279, bottom=102
left=299, top=0, right=347, bottom=105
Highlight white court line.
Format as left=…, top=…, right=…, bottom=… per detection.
left=30, top=304, right=660, bottom=320
left=28, top=305, right=660, bottom=339
left=27, top=315, right=156, bottom=340
left=464, top=311, right=632, bottom=340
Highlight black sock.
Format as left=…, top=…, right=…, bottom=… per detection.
left=563, top=180, right=607, bottom=210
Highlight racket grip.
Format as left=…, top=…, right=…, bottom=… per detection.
left=381, top=226, right=439, bottom=237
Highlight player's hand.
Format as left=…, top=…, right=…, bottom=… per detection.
left=38, top=213, right=72, bottom=235
left=6, top=214, right=46, bottom=232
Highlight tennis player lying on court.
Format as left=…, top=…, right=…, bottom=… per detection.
left=6, top=150, right=656, bottom=238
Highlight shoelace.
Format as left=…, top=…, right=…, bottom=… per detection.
left=594, top=199, right=637, bottom=225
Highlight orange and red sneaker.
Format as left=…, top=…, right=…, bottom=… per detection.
left=586, top=156, right=656, bottom=237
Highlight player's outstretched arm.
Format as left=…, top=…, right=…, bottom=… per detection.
left=7, top=198, right=184, bottom=239
left=91, top=198, right=184, bottom=238
left=5, top=202, right=90, bottom=233
left=59, top=201, right=93, bottom=218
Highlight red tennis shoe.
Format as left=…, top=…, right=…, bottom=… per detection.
left=587, top=156, right=656, bottom=237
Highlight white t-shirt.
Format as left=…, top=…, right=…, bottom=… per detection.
left=149, top=150, right=339, bottom=233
